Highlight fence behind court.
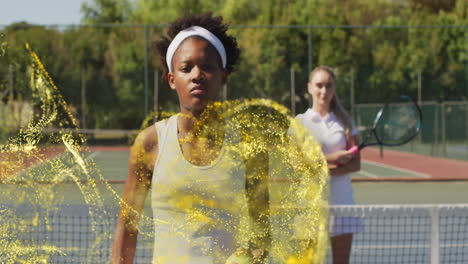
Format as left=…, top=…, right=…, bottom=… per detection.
left=1, top=24, right=467, bottom=161
left=0, top=24, right=467, bottom=128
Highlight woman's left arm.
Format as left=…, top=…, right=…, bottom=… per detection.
left=329, top=135, right=361, bottom=176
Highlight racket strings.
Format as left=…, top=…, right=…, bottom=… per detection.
left=375, top=103, right=421, bottom=145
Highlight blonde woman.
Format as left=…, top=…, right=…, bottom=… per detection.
left=296, top=66, right=363, bottom=264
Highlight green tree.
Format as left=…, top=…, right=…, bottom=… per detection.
left=4, top=0, right=464, bottom=129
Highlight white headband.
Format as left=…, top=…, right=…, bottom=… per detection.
left=166, top=26, right=227, bottom=72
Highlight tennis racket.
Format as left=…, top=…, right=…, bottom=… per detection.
left=349, top=95, right=422, bottom=154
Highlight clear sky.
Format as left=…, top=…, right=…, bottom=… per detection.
left=0, top=0, right=89, bottom=26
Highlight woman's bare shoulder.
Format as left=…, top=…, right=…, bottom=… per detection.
left=129, top=124, right=159, bottom=172
left=134, top=125, right=158, bottom=153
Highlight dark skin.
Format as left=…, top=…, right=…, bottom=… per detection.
left=168, top=37, right=227, bottom=166
left=111, top=126, right=156, bottom=264
left=111, top=37, right=270, bottom=264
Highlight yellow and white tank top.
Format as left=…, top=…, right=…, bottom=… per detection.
left=151, top=115, right=249, bottom=264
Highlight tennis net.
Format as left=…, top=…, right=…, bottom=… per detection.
left=5, top=204, right=468, bottom=263
left=329, top=204, right=468, bottom=264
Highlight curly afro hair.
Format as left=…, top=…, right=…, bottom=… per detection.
left=156, top=13, right=240, bottom=78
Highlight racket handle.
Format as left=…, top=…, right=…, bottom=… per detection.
left=348, top=145, right=359, bottom=154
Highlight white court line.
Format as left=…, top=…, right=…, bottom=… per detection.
left=13, top=151, right=102, bottom=180
left=355, top=170, right=379, bottom=179
left=362, top=159, right=431, bottom=178
left=67, top=151, right=101, bottom=174
left=86, top=151, right=101, bottom=160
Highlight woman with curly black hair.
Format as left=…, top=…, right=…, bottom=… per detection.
left=111, top=13, right=270, bottom=264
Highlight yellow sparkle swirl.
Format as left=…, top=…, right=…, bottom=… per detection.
left=0, top=44, right=330, bottom=263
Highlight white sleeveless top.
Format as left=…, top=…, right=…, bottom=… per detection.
left=151, top=115, right=249, bottom=264
left=295, top=109, right=358, bottom=205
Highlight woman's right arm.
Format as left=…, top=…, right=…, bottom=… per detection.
left=328, top=135, right=361, bottom=176
left=111, top=126, right=158, bottom=264
left=325, top=150, right=354, bottom=166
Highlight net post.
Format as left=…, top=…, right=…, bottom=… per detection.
left=430, top=206, right=440, bottom=264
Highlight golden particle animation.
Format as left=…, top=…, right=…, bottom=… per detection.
left=0, top=44, right=329, bottom=263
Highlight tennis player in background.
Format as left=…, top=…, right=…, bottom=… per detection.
left=296, top=66, right=364, bottom=264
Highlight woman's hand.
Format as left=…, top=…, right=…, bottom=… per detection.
left=328, top=150, right=354, bottom=165
left=328, top=137, right=361, bottom=175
